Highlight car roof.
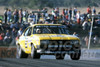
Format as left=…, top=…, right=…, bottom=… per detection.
left=30, top=24, right=62, bottom=27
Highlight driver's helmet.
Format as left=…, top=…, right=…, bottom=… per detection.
left=36, top=29, right=41, bottom=34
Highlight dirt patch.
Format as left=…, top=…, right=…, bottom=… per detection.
left=0, top=6, right=100, bottom=15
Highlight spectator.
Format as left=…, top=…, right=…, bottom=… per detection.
left=17, top=28, right=23, bottom=36
left=92, top=7, right=96, bottom=14
left=62, top=20, right=67, bottom=25
left=45, top=21, right=49, bottom=24
left=69, top=8, right=72, bottom=21
left=65, top=9, right=69, bottom=20
left=73, top=7, right=77, bottom=22
left=62, top=14, right=67, bottom=22
left=73, top=32, right=78, bottom=37
left=65, top=9, right=68, bottom=16
left=89, top=7, right=92, bottom=14
left=83, top=13, right=87, bottom=21
left=4, top=8, right=8, bottom=23
left=12, top=28, right=16, bottom=39
left=87, top=6, right=91, bottom=14
left=39, top=14, right=45, bottom=23
left=11, top=28, right=17, bottom=45
left=7, top=9, right=12, bottom=24
left=0, top=33, right=4, bottom=45
left=50, top=20, right=54, bottom=24
left=37, top=9, right=41, bottom=21
left=82, top=20, right=89, bottom=30
left=5, top=30, right=10, bottom=37
left=3, top=30, right=11, bottom=44
left=13, top=9, right=19, bottom=23
left=73, top=7, right=77, bottom=16
left=84, top=36, right=89, bottom=46
left=28, top=13, right=36, bottom=24
left=14, top=22, right=21, bottom=30
left=46, top=16, right=50, bottom=23
left=42, top=8, right=47, bottom=16
left=19, top=8, right=23, bottom=23
left=62, top=9, right=65, bottom=15
left=23, top=10, right=27, bottom=23
left=32, top=13, right=36, bottom=24
left=56, top=7, right=59, bottom=17
left=44, top=11, right=49, bottom=19
left=52, top=8, right=55, bottom=16
left=76, top=11, right=81, bottom=24
left=10, top=22, right=15, bottom=29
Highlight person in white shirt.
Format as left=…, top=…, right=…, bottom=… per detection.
left=17, top=28, right=23, bottom=36
left=76, top=11, right=80, bottom=24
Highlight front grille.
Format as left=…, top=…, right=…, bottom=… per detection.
left=41, top=40, right=73, bottom=51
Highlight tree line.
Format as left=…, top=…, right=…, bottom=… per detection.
left=0, top=0, right=100, bottom=8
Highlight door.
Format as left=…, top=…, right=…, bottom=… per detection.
left=24, top=27, right=32, bottom=48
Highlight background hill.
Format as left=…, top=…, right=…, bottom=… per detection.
left=0, top=0, right=100, bottom=8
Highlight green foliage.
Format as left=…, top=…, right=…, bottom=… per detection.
left=0, top=0, right=99, bottom=8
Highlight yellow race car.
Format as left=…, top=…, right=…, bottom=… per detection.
left=16, top=24, right=81, bottom=60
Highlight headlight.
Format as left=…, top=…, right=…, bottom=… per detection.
left=71, top=40, right=79, bottom=44
left=72, top=40, right=80, bottom=47
left=74, top=41, right=79, bottom=44
left=40, top=40, right=49, bottom=44
left=40, top=40, right=49, bottom=49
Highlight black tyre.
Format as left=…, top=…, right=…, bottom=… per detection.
left=16, top=45, right=28, bottom=58
left=70, top=50, right=81, bottom=60
left=55, top=54, right=65, bottom=60
left=31, top=45, right=40, bottom=59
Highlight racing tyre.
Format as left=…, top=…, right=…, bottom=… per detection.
left=55, top=54, right=65, bottom=60
left=70, top=50, right=81, bottom=60
left=31, top=45, right=40, bottom=59
left=16, top=45, right=28, bottom=58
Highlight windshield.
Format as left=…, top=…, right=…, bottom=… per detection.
left=33, top=25, right=69, bottom=34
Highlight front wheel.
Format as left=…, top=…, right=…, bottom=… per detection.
left=31, top=45, right=40, bottom=59
left=70, top=50, right=81, bottom=60
left=16, top=45, right=28, bottom=58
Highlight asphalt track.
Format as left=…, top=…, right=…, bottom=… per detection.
left=0, top=49, right=100, bottom=67
left=0, top=56, right=100, bottom=67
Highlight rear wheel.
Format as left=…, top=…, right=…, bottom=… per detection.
left=31, top=45, right=40, bottom=59
left=70, top=50, right=81, bottom=60
left=16, top=45, right=28, bottom=58
left=55, top=54, right=65, bottom=60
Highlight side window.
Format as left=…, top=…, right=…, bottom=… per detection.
left=33, top=27, right=37, bottom=34
left=24, top=28, right=29, bottom=36
left=27, top=27, right=32, bottom=36
left=24, top=27, right=32, bottom=36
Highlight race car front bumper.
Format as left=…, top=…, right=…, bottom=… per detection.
left=36, top=49, right=80, bottom=55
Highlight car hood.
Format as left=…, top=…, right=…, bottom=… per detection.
left=32, top=34, right=79, bottom=40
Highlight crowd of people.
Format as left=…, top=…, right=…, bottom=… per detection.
left=0, top=6, right=100, bottom=46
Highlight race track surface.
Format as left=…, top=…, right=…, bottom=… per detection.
left=0, top=58, right=100, bottom=67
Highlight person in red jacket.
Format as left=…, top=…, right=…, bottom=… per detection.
left=87, top=6, right=91, bottom=14
left=0, top=33, right=4, bottom=45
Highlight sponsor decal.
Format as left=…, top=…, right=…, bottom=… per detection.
left=0, top=47, right=16, bottom=58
